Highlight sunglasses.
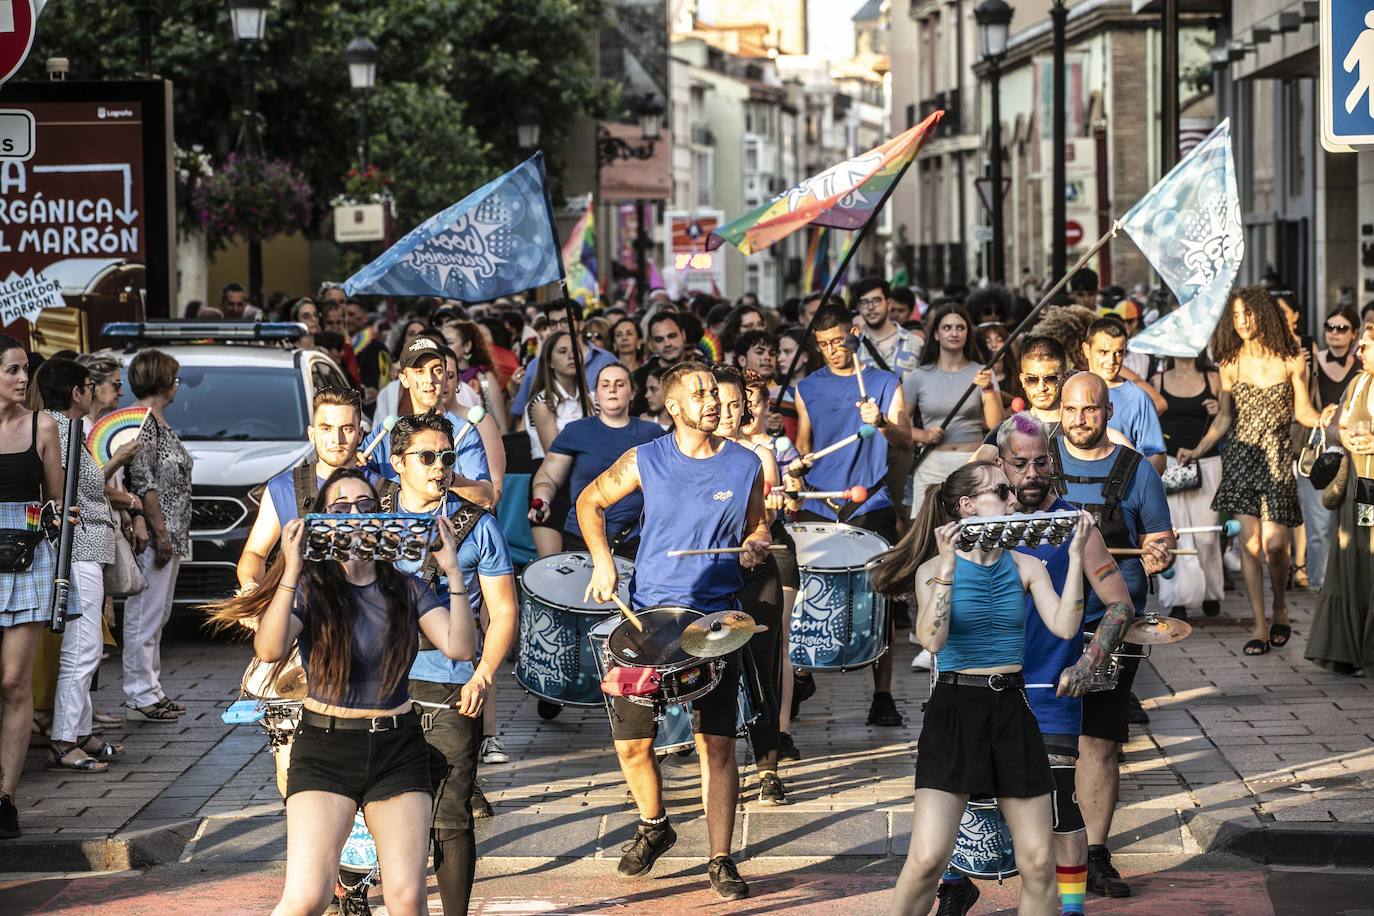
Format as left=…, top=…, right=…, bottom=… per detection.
left=973, top=483, right=1015, bottom=501
left=404, top=449, right=458, bottom=467
left=1325, top=322, right=1353, bottom=333
left=325, top=497, right=378, bottom=515
left=1021, top=374, right=1061, bottom=387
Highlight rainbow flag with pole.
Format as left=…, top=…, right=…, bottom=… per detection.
left=562, top=195, right=598, bottom=306
left=834, top=232, right=855, bottom=293
left=707, top=110, right=943, bottom=255
left=803, top=227, right=830, bottom=293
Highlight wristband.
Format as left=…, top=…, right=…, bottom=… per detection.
left=277, top=583, right=297, bottom=593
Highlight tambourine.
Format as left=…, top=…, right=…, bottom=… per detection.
left=956, top=509, right=1079, bottom=552
left=301, top=513, right=436, bottom=563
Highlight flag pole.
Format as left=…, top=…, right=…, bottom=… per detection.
left=907, top=218, right=1123, bottom=475
left=771, top=151, right=921, bottom=413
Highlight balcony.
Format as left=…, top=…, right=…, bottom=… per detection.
left=918, top=89, right=962, bottom=138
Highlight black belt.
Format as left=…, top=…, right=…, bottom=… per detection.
left=935, top=672, right=1025, bottom=691
left=299, top=709, right=420, bottom=732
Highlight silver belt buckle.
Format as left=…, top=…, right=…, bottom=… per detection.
left=987, top=674, right=1008, bottom=691
left=369, top=715, right=395, bottom=733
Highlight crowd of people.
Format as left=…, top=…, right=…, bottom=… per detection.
left=0, top=267, right=1372, bottom=916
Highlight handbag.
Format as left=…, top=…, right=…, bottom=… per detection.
left=1160, top=461, right=1200, bottom=494
left=104, top=530, right=147, bottom=597
left=1310, top=448, right=1346, bottom=492
left=0, top=530, right=41, bottom=573
left=1322, top=452, right=1352, bottom=511
left=1296, top=426, right=1325, bottom=479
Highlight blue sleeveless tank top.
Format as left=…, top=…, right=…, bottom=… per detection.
left=1017, top=497, right=1084, bottom=735
left=632, top=434, right=761, bottom=611
left=265, top=465, right=306, bottom=525
left=938, top=550, right=1025, bottom=672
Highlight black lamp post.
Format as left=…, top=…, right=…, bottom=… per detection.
left=516, top=105, right=541, bottom=151
left=345, top=36, right=378, bottom=173
left=1050, top=0, right=1066, bottom=281
left=229, top=0, right=268, bottom=309
left=596, top=93, right=664, bottom=308
left=132, top=1, right=157, bottom=78
left=975, top=0, right=1012, bottom=286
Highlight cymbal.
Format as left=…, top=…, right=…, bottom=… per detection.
left=680, top=610, right=756, bottom=658
left=1122, top=615, right=1192, bottom=646
left=275, top=665, right=308, bottom=700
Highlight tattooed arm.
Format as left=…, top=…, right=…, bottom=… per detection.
left=913, top=522, right=959, bottom=653
left=1057, top=600, right=1132, bottom=698
left=578, top=447, right=641, bottom=604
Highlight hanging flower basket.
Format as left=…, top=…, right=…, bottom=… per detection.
left=191, top=154, right=315, bottom=253
left=329, top=164, right=396, bottom=208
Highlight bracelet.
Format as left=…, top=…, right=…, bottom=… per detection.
left=277, top=583, right=297, bottom=593
left=924, top=576, right=952, bottom=587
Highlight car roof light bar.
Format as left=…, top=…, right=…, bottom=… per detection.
left=101, top=321, right=309, bottom=342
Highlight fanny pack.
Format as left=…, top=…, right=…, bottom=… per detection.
left=0, top=530, right=42, bottom=573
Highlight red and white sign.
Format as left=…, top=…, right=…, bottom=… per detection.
left=1064, top=220, right=1084, bottom=247
left=663, top=209, right=725, bottom=296
left=0, top=0, right=37, bottom=87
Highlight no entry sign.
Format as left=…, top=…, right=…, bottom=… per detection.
left=0, top=0, right=36, bottom=87
left=1065, top=220, right=1084, bottom=247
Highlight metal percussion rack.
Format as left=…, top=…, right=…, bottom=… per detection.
left=955, top=509, right=1079, bottom=551
left=302, top=513, right=436, bottom=563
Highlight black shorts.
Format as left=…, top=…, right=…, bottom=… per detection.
left=411, top=680, right=482, bottom=830
left=560, top=529, right=639, bottom=561
left=915, top=682, right=1054, bottom=799
left=769, top=518, right=800, bottom=589
left=1080, top=618, right=1140, bottom=744
left=285, top=718, right=433, bottom=807
left=1041, top=732, right=1081, bottom=760
left=611, top=651, right=742, bottom=741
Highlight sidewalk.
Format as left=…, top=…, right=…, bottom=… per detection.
left=3, top=581, right=1371, bottom=873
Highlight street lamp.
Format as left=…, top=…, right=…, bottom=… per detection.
left=229, top=0, right=268, bottom=309
left=637, top=94, right=664, bottom=142
left=1050, top=0, right=1067, bottom=282
left=516, top=105, right=541, bottom=150
left=345, top=36, right=378, bottom=172
left=595, top=93, right=666, bottom=310
left=975, top=0, right=1013, bottom=285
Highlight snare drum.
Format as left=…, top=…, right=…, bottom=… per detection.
left=516, top=553, right=634, bottom=707
left=949, top=799, right=1018, bottom=880
left=786, top=523, right=890, bottom=671
left=1083, top=634, right=1153, bottom=693
left=606, top=607, right=723, bottom=707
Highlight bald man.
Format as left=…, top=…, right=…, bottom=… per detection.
left=1052, top=372, right=1176, bottom=899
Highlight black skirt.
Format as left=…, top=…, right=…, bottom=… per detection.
left=915, top=681, right=1054, bottom=799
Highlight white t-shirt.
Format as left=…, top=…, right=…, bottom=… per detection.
left=525, top=381, right=585, bottom=460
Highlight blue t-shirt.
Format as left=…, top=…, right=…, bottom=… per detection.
left=509, top=345, right=620, bottom=418
left=632, top=434, right=761, bottom=611
left=361, top=409, right=491, bottom=484
left=1107, top=381, right=1166, bottom=457
left=938, top=550, right=1025, bottom=672
left=1057, top=445, right=1172, bottom=622
left=795, top=365, right=899, bottom=518
left=293, top=577, right=441, bottom=710
left=264, top=462, right=378, bottom=526
left=550, top=416, right=668, bottom=539
left=401, top=497, right=515, bottom=685
left=1018, top=496, right=1085, bottom=737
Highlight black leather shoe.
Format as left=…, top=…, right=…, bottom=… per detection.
left=1086, top=845, right=1131, bottom=898
left=935, top=878, right=980, bottom=915
left=790, top=671, right=816, bottom=718
left=867, top=691, right=903, bottom=727
left=708, top=855, right=749, bottom=900
left=777, top=731, right=800, bottom=761
left=617, top=822, right=676, bottom=876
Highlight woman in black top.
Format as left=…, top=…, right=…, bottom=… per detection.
left=208, top=468, right=477, bottom=916
left=1152, top=356, right=1223, bottom=617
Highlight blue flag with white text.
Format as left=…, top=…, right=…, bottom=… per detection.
left=344, top=153, right=565, bottom=299
left=1124, top=119, right=1244, bottom=358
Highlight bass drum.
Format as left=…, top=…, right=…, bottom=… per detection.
left=949, top=799, right=1017, bottom=880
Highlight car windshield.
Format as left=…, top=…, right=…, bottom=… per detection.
left=123, top=365, right=308, bottom=441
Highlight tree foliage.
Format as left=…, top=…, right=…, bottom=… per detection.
left=22, top=0, right=615, bottom=229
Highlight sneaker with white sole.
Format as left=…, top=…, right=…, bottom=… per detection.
left=757, top=772, right=788, bottom=806
left=480, top=736, right=509, bottom=764
left=911, top=648, right=934, bottom=670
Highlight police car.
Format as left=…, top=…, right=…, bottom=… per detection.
left=105, top=321, right=353, bottom=611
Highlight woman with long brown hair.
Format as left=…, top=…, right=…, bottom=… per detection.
left=525, top=330, right=591, bottom=557
left=447, top=320, right=509, bottom=436
left=1178, top=286, right=1335, bottom=655
left=207, top=468, right=477, bottom=916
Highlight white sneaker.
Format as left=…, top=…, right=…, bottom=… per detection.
left=911, top=649, right=934, bottom=670
left=480, top=736, right=510, bottom=764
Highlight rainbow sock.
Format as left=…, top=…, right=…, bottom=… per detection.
left=1057, top=863, right=1087, bottom=914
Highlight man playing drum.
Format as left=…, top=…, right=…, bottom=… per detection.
left=932, top=412, right=1134, bottom=916
left=580, top=361, right=771, bottom=901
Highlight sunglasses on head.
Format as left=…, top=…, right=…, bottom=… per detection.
left=325, top=497, right=378, bottom=515
left=974, top=483, right=1015, bottom=501
left=404, top=448, right=458, bottom=467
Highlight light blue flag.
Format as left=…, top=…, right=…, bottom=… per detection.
left=344, top=152, right=565, bottom=299
left=1124, top=119, right=1244, bottom=358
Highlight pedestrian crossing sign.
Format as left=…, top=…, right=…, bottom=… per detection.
left=1321, top=0, right=1374, bottom=151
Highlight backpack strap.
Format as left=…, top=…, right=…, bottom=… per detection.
left=291, top=461, right=319, bottom=521
left=1100, top=446, right=1142, bottom=507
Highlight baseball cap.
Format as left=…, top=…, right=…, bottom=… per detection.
left=399, top=336, right=443, bottom=370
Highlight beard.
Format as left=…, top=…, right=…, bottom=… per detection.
left=1065, top=423, right=1104, bottom=449
left=1015, top=480, right=1050, bottom=512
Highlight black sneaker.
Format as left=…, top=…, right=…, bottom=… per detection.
left=757, top=772, right=788, bottom=806
left=339, top=886, right=371, bottom=916
left=935, top=878, right=980, bottom=915
left=471, top=783, right=494, bottom=818
left=618, top=822, right=676, bottom=876
left=708, top=855, right=749, bottom=900
left=867, top=691, right=903, bottom=727
left=1202, top=599, right=1221, bottom=617
left=777, top=732, right=800, bottom=762
left=1169, top=605, right=1188, bottom=620
left=790, top=671, right=816, bottom=718
left=536, top=700, right=562, bottom=720
left=1128, top=692, right=1149, bottom=725
left=0, top=795, right=17, bottom=839
left=1086, top=845, right=1131, bottom=898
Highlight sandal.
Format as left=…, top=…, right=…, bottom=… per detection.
left=155, top=697, right=186, bottom=713
left=124, top=703, right=178, bottom=722
left=1268, top=623, right=1292, bottom=648
left=77, top=735, right=124, bottom=761
left=46, top=744, right=109, bottom=773
left=1292, top=565, right=1310, bottom=588
left=1243, top=638, right=1270, bottom=656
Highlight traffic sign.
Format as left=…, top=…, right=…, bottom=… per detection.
left=1321, top=0, right=1374, bottom=151
left=974, top=176, right=1011, bottom=214
left=0, top=108, right=33, bottom=159
left=0, top=0, right=36, bottom=87
left=1064, top=220, right=1084, bottom=246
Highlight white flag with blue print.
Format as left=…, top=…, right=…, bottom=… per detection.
left=1124, top=119, right=1244, bottom=358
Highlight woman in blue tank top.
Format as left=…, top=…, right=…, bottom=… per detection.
left=872, top=460, right=1092, bottom=916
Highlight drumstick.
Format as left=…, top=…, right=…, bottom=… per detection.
left=1108, top=547, right=1198, bottom=556
left=609, top=593, right=645, bottom=632
left=775, top=485, right=868, bottom=503
left=451, top=405, right=486, bottom=446
left=798, top=424, right=878, bottom=466
left=666, top=545, right=789, bottom=557
left=359, top=414, right=400, bottom=462
left=845, top=333, right=869, bottom=400
left=1176, top=520, right=1242, bottom=537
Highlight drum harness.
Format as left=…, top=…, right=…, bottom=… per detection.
left=290, top=459, right=320, bottom=522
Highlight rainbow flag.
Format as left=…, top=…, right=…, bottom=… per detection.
left=707, top=110, right=943, bottom=255
left=563, top=197, right=598, bottom=306
left=834, top=232, right=854, bottom=293
left=803, top=227, right=830, bottom=293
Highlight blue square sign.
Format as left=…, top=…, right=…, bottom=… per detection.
left=1322, top=1, right=1374, bottom=150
